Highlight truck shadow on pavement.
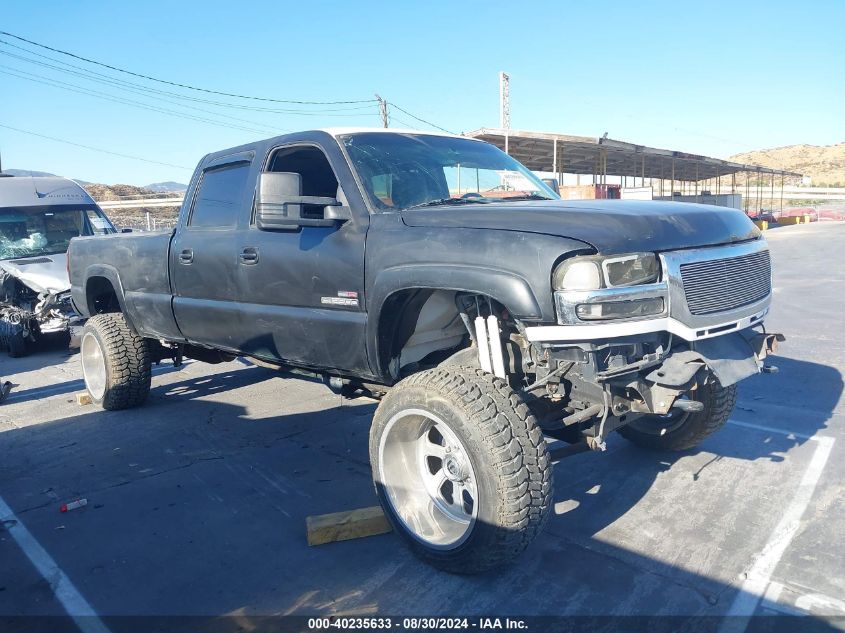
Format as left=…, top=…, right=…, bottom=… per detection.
left=0, top=355, right=841, bottom=629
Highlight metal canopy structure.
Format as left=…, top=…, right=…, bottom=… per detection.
left=466, top=128, right=801, bottom=182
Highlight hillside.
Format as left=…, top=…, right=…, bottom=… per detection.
left=730, top=142, right=845, bottom=186
left=83, top=183, right=181, bottom=229
left=146, top=181, right=188, bottom=192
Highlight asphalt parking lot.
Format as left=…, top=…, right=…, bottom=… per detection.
left=1, top=222, right=843, bottom=628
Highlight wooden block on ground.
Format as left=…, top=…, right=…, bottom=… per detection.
left=75, top=392, right=92, bottom=406
left=306, top=505, right=392, bottom=546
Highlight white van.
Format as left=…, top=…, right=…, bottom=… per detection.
left=0, top=174, right=116, bottom=356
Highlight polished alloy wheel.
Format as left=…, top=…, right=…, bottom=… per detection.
left=378, top=408, right=478, bottom=549
left=80, top=332, right=107, bottom=400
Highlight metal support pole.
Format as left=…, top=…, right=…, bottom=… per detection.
left=559, top=142, right=564, bottom=185
left=780, top=173, right=784, bottom=217
left=770, top=172, right=775, bottom=215
left=695, top=164, right=699, bottom=202
left=744, top=173, right=749, bottom=214
left=671, top=159, right=675, bottom=199
left=602, top=151, right=607, bottom=186
left=552, top=139, right=557, bottom=179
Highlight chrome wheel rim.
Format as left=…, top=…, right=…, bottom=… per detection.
left=81, top=332, right=107, bottom=400
left=378, top=408, right=478, bottom=549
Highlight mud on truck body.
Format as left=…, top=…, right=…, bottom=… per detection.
left=67, top=129, right=782, bottom=572
left=1, top=175, right=116, bottom=356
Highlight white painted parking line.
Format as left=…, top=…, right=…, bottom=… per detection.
left=0, top=495, right=112, bottom=633
left=760, top=580, right=845, bottom=617
left=728, top=418, right=817, bottom=441
left=759, top=582, right=805, bottom=616
left=719, top=433, right=835, bottom=632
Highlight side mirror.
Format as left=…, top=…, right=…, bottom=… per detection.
left=541, top=178, right=560, bottom=195
left=256, top=172, right=350, bottom=230
left=121, top=228, right=133, bottom=233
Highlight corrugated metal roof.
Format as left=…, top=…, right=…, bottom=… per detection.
left=466, top=128, right=802, bottom=182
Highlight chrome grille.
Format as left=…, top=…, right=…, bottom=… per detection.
left=680, top=250, right=771, bottom=315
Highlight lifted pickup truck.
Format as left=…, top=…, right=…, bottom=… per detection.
left=68, top=129, right=782, bottom=572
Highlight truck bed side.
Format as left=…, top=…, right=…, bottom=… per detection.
left=69, top=231, right=184, bottom=341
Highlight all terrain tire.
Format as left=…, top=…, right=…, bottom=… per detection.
left=618, top=378, right=737, bottom=451
left=370, top=367, right=553, bottom=574
left=80, top=313, right=151, bottom=410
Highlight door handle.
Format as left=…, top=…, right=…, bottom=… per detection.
left=239, top=247, right=259, bottom=265
left=179, top=248, right=193, bottom=264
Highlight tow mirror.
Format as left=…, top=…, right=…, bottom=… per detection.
left=256, top=172, right=350, bottom=230
left=541, top=178, right=560, bottom=195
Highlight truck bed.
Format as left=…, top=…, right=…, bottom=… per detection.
left=69, top=230, right=183, bottom=341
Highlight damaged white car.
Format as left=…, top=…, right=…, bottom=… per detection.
left=0, top=175, right=116, bottom=356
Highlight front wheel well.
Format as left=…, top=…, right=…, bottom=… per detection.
left=377, top=288, right=516, bottom=382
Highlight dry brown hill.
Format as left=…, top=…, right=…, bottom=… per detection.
left=730, top=142, right=845, bottom=186
left=84, top=183, right=181, bottom=229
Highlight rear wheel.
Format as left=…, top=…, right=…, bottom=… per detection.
left=618, top=378, right=736, bottom=451
left=80, top=313, right=151, bottom=410
left=370, top=367, right=552, bottom=574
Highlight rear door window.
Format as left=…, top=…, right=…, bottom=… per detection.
left=190, top=162, right=250, bottom=228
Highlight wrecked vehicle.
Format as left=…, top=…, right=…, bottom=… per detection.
left=0, top=175, right=116, bottom=356
left=67, top=129, right=782, bottom=572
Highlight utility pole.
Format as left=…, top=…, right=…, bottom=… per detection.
left=499, top=72, right=510, bottom=129
left=376, top=94, right=389, bottom=128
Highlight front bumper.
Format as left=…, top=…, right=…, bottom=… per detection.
left=526, top=240, right=772, bottom=343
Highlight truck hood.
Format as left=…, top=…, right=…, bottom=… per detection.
left=400, top=200, right=761, bottom=254
left=0, top=253, right=70, bottom=295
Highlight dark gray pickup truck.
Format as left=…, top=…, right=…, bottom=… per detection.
left=68, top=129, right=782, bottom=572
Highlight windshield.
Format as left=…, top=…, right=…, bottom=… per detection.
left=341, top=132, right=559, bottom=211
left=0, top=206, right=115, bottom=260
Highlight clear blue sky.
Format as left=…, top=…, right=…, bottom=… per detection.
left=1, top=0, right=842, bottom=185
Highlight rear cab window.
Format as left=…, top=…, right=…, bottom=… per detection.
left=189, top=162, right=251, bottom=228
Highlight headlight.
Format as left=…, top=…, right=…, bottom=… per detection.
left=602, top=253, right=659, bottom=287
left=552, top=258, right=603, bottom=290
left=553, top=253, right=659, bottom=290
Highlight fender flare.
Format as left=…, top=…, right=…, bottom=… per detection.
left=366, top=264, right=543, bottom=381
left=81, top=264, right=136, bottom=331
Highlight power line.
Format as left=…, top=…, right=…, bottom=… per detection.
left=389, top=115, right=420, bottom=129
left=0, top=30, right=377, bottom=106
left=388, top=102, right=455, bottom=134
left=0, top=42, right=379, bottom=114
left=0, top=66, right=283, bottom=135
left=0, top=123, right=193, bottom=170
left=0, top=63, right=382, bottom=137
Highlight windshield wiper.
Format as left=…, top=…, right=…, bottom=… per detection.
left=405, top=197, right=492, bottom=210
left=495, top=194, right=553, bottom=202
